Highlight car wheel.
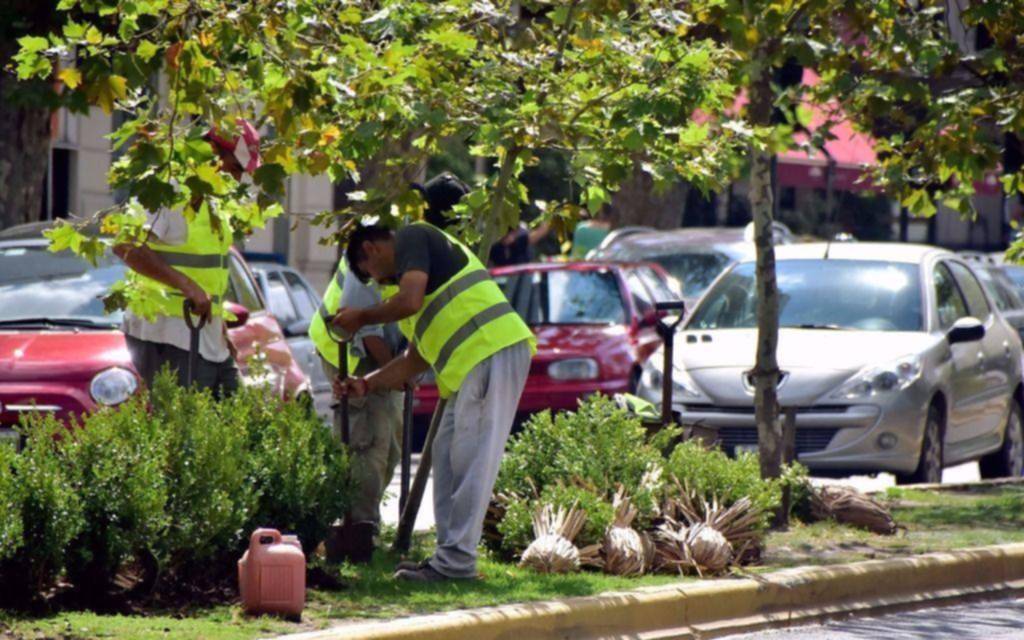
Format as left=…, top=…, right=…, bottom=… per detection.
left=979, top=402, right=1024, bottom=479
left=896, top=405, right=944, bottom=485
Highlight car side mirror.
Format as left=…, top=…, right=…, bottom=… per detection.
left=225, top=301, right=250, bottom=329
left=947, top=317, right=985, bottom=345
left=285, top=318, right=311, bottom=338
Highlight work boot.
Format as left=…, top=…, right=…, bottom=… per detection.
left=394, top=563, right=450, bottom=583
left=325, top=521, right=377, bottom=564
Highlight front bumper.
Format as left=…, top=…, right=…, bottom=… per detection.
left=640, top=386, right=929, bottom=475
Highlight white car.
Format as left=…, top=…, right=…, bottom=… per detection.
left=640, top=243, right=1024, bottom=484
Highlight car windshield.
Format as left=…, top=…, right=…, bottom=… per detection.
left=495, top=269, right=626, bottom=325
left=0, top=245, right=124, bottom=326
left=688, top=259, right=923, bottom=332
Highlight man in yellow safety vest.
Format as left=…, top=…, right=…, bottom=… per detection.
left=114, top=119, right=261, bottom=397
left=309, top=255, right=404, bottom=562
left=333, top=179, right=535, bottom=582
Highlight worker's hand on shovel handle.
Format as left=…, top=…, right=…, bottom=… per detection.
left=332, top=307, right=364, bottom=336
left=334, top=376, right=369, bottom=399
left=181, top=280, right=212, bottom=322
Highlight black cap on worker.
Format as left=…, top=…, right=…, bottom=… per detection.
left=411, top=172, right=469, bottom=229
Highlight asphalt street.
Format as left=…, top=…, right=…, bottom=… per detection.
left=726, top=598, right=1024, bottom=639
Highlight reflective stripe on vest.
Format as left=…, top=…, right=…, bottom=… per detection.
left=401, top=223, right=534, bottom=397
left=127, top=201, right=232, bottom=320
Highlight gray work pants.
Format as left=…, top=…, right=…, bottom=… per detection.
left=126, top=335, right=239, bottom=399
left=429, top=340, right=531, bottom=578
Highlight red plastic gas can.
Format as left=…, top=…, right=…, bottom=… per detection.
left=238, top=528, right=305, bottom=617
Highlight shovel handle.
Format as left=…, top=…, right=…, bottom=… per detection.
left=183, top=299, right=209, bottom=330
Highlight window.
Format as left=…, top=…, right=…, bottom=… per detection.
left=264, top=272, right=298, bottom=326
left=689, top=260, right=923, bottom=332
left=284, top=271, right=319, bottom=321
left=624, top=269, right=655, bottom=317
left=642, top=251, right=731, bottom=298
left=636, top=266, right=680, bottom=304
left=947, top=262, right=991, bottom=320
left=934, top=263, right=969, bottom=330
left=228, top=255, right=264, bottom=311
left=973, top=268, right=1023, bottom=312
left=495, top=269, right=626, bottom=325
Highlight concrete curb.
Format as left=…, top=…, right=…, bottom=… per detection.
left=270, top=543, right=1024, bottom=640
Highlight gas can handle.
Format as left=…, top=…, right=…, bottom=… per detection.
left=249, top=528, right=282, bottom=548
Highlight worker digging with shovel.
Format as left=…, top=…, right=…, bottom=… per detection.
left=310, top=248, right=405, bottom=564
left=332, top=175, right=535, bottom=582
left=115, top=119, right=261, bottom=396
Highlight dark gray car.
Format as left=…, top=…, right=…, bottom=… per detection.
left=248, top=262, right=332, bottom=422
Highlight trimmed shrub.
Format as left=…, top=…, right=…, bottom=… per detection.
left=237, top=386, right=351, bottom=553
left=498, top=483, right=615, bottom=555
left=150, top=373, right=255, bottom=570
left=0, top=417, right=84, bottom=601
left=492, top=396, right=665, bottom=554
left=62, top=396, right=169, bottom=593
left=665, top=440, right=809, bottom=527
left=0, top=444, right=23, bottom=562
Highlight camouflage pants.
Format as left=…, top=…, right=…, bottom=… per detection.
left=342, top=390, right=404, bottom=525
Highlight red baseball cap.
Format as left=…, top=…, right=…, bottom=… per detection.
left=207, top=118, right=261, bottom=174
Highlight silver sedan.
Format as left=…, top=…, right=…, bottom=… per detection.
left=639, top=242, right=1024, bottom=484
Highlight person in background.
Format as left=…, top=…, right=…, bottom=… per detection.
left=570, top=208, right=612, bottom=258
left=114, top=119, right=261, bottom=397
left=488, top=220, right=551, bottom=267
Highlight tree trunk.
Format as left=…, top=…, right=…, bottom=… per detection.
left=0, top=58, right=51, bottom=229
left=609, top=155, right=690, bottom=229
left=747, top=71, right=784, bottom=483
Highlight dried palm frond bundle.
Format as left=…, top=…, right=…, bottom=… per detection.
left=483, top=492, right=512, bottom=546
left=600, top=487, right=650, bottom=576
left=810, top=486, right=898, bottom=535
left=662, top=482, right=765, bottom=561
left=652, top=518, right=732, bottom=577
left=519, top=503, right=588, bottom=574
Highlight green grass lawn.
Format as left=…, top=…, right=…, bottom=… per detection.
left=5, top=485, right=1023, bottom=640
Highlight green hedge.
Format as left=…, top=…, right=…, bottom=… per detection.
left=491, top=395, right=805, bottom=558
left=0, top=371, right=350, bottom=604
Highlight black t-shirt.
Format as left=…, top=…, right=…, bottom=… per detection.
left=394, top=224, right=469, bottom=295
left=489, top=227, right=531, bottom=267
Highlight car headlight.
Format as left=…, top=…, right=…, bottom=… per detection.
left=830, top=355, right=923, bottom=400
left=548, top=358, right=599, bottom=381
left=640, top=359, right=704, bottom=400
left=90, top=367, right=139, bottom=406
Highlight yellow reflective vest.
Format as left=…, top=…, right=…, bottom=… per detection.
left=309, top=258, right=361, bottom=373
left=395, top=223, right=535, bottom=398
left=127, top=202, right=232, bottom=320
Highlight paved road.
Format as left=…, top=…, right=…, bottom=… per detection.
left=381, top=454, right=435, bottom=531
left=727, top=598, right=1024, bottom=639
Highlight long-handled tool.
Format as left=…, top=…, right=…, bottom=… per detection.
left=325, top=325, right=355, bottom=563
left=654, top=300, right=687, bottom=426
left=183, top=299, right=208, bottom=386
left=399, top=383, right=414, bottom=515
left=393, top=397, right=447, bottom=554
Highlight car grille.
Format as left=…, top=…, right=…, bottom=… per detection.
left=683, top=404, right=850, bottom=415
left=717, top=426, right=840, bottom=455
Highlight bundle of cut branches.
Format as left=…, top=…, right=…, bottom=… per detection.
left=653, top=518, right=732, bottom=576
left=593, top=487, right=654, bottom=576
left=810, top=485, right=898, bottom=535
left=519, top=503, right=589, bottom=574
left=662, top=482, right=765, bottom=563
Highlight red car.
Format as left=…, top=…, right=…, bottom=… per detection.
left=412, top=261, right=682, bottom=432
left=0, top=223, right=310, bottom=442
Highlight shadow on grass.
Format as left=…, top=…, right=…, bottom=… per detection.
left=894, top=491, right=1024, bottom=530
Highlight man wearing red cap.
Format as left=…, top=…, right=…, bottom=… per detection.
left=113, top=119, right=261, bottom=396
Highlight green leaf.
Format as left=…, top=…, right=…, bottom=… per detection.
left=136, top=40, right=160, bottom=62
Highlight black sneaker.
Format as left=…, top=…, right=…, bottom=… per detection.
left=393, top=563, right=450, bottom=583
left=395, top=558, right=431, bottom=572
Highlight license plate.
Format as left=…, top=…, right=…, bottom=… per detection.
left=734, top=444, right=758, bottom=455
left=0, top=429, right=20, bottom=451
